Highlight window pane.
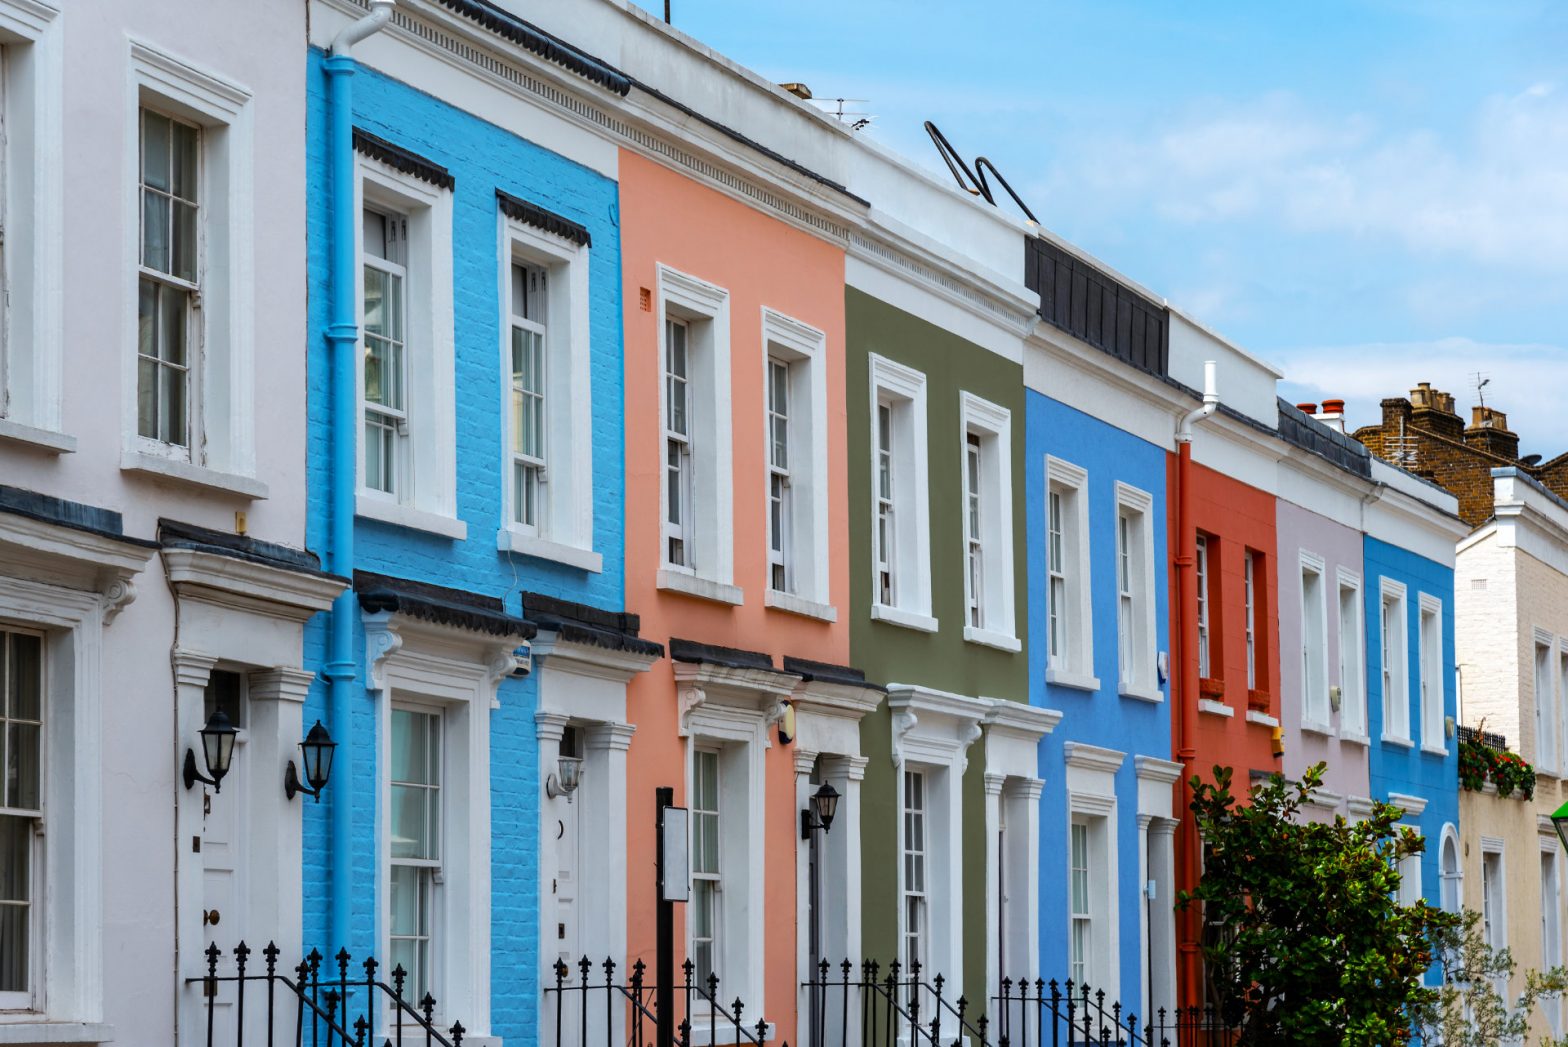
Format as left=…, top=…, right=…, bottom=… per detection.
left=158, top=284, right=187, bottom=366
left=160, top=359, right=186, bottom=448
left=141, top=111, right=171, bottom=191
left=7, top=635, right=40, bottom=723
left=0, top=816, right=27, bottom=994
left=0, top=818, right=27, bottom=903
left=172, top=201, right=198, bottom=284
left=389, top=863, right=421, bottom=936
left=171, top=120, right=199, bottom=200
left=391, top=709, right=423, bottom=783
left=141, top=191, right=171, bottom=273
left=6, top=725, right=38, bottom=813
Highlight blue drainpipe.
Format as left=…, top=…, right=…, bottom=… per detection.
left=324, top=0, right=394, bottom=954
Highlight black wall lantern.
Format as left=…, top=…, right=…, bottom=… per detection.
left=285, top=720, right=337, bottom=802
left=184, top=709, right=239, bottom=793
left=800, top=780, right=840, bottom=838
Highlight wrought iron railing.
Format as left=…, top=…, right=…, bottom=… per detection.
left=188, top=940, right=467, bottom=1047
left=994, top=978, right=1237, bottom=1047
left=544, top=956, right=771, bottom=1047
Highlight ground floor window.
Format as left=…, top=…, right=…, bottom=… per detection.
left=390, top=707, right=442, bottom=999
left=0, top=628, right=42, bottom=1004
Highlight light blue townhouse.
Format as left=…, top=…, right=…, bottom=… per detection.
left=1362, top=459, right=1467, bottom=952
left=301, top=3, right=660, bottom=1042
left=1021, top=237, right=1188, bottom=1023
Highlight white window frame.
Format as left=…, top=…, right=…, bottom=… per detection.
left=759, top=309, right=831, bottom=618
left=1379, top=579, right=1411, bottom=745
left=353, top=153, right=461, bottom=539
left=868, top=355, right=935, bottom=632
left=1396, top=847, right=1422, bottom=907
left=1438, top=823, right=1462, bottom=913
left=1418, top=594, right=1445, bottom=755
left=1243, top=550, right=1257, bottom=691
left=367, top=616, right=504, bottom=1038
left=1064, top=741, right=1122, bottom=993
left=0, top=626, right=43, bottom=1012
left=0, top=1, right=65, bottom=448
left=1481, top=838, right=1507, bottom=997
left=656, top=266, right=736, bottom=603
left=958, top=392, right=1017, bottom=652
left=387, top=703, right=443, bottom=1003
left=1299, top=552, right=1331, bottom=731
left=1068, top=817, right=1093, bottom=986
left=1115, top=483, right=1159, bottom=702
left=121, top=41, right=260, bottom=495
left=1045, top=457, right=1096, bottom=690
left=1337, top=571, right=1367, bottom=740
left=1559, top=643, right=1568, bottom=783
left=690, top=746, right=723, bottom=991
left=1536, top=631, right=1558, bottom=775
left=902, top=768, right=929, bottom=971
left=1544, top=841, right=1565, bottom=1036
left=1195, top=535, right=1212, bottom=680
left=496, top=214, right=596, bottom=571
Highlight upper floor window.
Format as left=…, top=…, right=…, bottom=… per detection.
left=498, top=196, right=596, bottom=569
left=1045, top=457, right=1093, bottom=686
left=869, top=356, right=934, bottom=630
left=1301, top=554, right=1330, bottom=728
left=0, top=629, right=41, bottom=1008
left=1243, top=551, right=1258, bottom=690
left=1419, top=596, right=1445, bottom=752
left=1116, top=483, right=1158, bottom=700
left=354, top=137, right=460, bottom=538
left=1338, top=573, right=1366, bottom=737
left=125, top=44, right=257, bottom=488
left=1195, top=535, right=1212, bottom=679
left=760, top=310, right=829, bottom=613
left=1380, top=580, right=1410, bottom=743
left=362, top=207, right=408, bottom=497
left=1537, top=637, right=1557, bottom=774
left=958, top=393, right=1017, bottom=651
left=657, top=267, right=734, bottom=600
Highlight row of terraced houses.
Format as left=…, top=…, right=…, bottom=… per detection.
left=12, top=0, right=1567, bottom=1045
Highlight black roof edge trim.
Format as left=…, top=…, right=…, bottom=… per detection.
left=430, top=0, right=632, bottom=96
left=669, top=638, right=781, bottom=674
left=781, top=656, right=886, bottom=692
left=352, top=128, right=455, bottom=190
left=0, top=484, right=156, bottom=547
left=520, top=590, right=640, bottom=637
left=158, top=519, right=335, bottom=577
left=354, top=570, right=535, bottom=640
left=496, top=190, right=591, bottom=248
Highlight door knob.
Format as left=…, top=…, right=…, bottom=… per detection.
left=203, top=908, right=221, bottom=927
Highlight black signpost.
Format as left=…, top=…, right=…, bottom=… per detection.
left=655, top=787, right=688, bottom=1047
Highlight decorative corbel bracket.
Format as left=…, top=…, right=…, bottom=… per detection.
left=102, top=577, right=137, bottom=626
left=362, top=610, right=403, bottom=696
left=486, top=643, right=531, bottom=709
left=958, top=720, right=983, bottom=775
left=677, top=684, right=707, bottom=738
left=891, top=708, right=919, bottom=768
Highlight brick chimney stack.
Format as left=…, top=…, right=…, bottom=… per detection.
left=1409, top=382, right=1463, bottom=440
left=1466, top=405, right=1519, bottom=460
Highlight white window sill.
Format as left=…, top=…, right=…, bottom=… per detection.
left=496, top=528, right=602, bottom=573
left=963, top=625, right=1022, bottom=653
left=1381, top=733, right=1415, bottom=749
left=1421, top=743, right=1450, bottom=757
left=1247, top=710, right=1281, bottom=728
left=1198, top=699, right=1233, bottom=718
left=1119, top=681, right=1163, bottom=704
left=1300, top=720, right=1335, bottom=738
left=870, top=603, right=938, bottom=633
left=765, top=589, right=837, bottom=622
left=0, top=418, right=76, bottom=454
left=1340, top=730, right=1370, bottom=746
left=121, top=448, right=268, bottom=499
left=0, top=1023, right=116, bottom=1043
left=356, top=494, right=467, bottom=540
left=657, top=568, right=743, bottom=606
left=1046, top=667, right=1101, bottom=692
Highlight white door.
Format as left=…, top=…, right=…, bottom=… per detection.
left=197, top=675, right=257, bottom=1043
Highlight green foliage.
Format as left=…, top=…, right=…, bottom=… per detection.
left=1177, top=762, right=1462, bottom=1045
left=1410, top=908, right=1568, bottom=1046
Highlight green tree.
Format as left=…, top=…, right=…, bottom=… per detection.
left=1412, top=908, right=1568, bottom=1046
left=1178, top=763, right=1461, bottom=1045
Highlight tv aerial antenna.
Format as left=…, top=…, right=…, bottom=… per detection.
left=811, top=97, right=875, bottom=132
left=1473, top=371, right=1491, bottom=410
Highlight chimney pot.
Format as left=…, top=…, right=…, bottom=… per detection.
left=1296, top=402, right=1319, bottom=415
left=1321, top=398, right=1345, bottom=415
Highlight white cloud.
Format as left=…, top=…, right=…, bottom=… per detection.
left=1274, top=337, right=1568, bottom=452
left=1041, top=86, right=1568, bottom=275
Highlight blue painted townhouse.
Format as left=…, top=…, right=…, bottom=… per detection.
left=1021, top=237, right=1188, bottom=1023
left=300, top=4, right=660, bottom=1043
left=1362, top=459, right=1467, bottom=962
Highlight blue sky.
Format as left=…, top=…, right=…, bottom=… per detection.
left=642, top=1, right=1568, bottom=448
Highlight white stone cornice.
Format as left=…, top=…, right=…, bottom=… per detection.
left=794, top=749, right=820, bottom=777
left=530, top=630, right=661, bottom=682
left=1064, top=742, right=1127, bottom=775
left=161, top=546, right=345, bottom=621
left=248, top=667, right=315, bottom=704
left=984, top=772, right=1007, bottom=797
left=1306, top=787, right=1345, bottom=812
left=0, top=511, right=154, bottom=624
left=1134, top=755, right=1184, bottom=786
left=674, top=659, right=802, bottom=738
left=821, top=754, right=868, bottom=782
left=535, top=711, right=571, bottom=743
left=585, top=721, right=636, bottom=752
left=1387, top=792, right=1428, bottom=819
left=789, top=678, right=884, bottom=722
left=171, top=649, right=218, bottom=689
left=981, top=698, right=1061, bottom=741
left=1347, top=795, right=1376, bottom=821
left=886, top=684, right=990, bottom=770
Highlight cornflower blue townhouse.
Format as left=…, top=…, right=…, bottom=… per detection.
left=1021, top=235, right=1188, bottom=1022
left=1362, top=462, right=1466, bottom=943
left=302, top=5, right=659, bottom=1042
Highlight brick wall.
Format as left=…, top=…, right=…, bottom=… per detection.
left=1350, top=383, right=1568, bottom=527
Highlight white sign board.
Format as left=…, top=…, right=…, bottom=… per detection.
left=660, top=805, right=690, bottom=903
